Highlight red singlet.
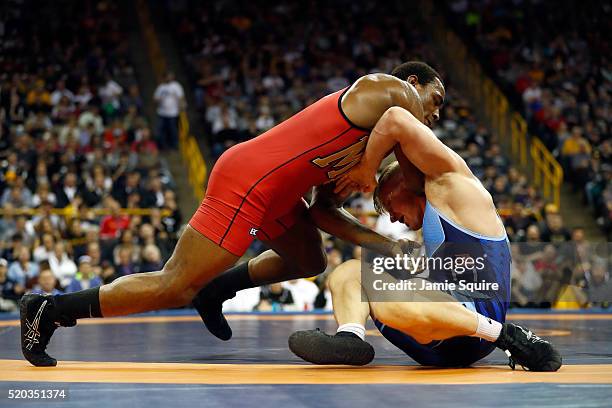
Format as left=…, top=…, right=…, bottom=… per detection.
left=189, top=88, right=370, bottom=255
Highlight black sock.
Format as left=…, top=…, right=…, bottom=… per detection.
left=54, top=287, right=103, bottom=321
left=200, top=262, right=253, bottom=301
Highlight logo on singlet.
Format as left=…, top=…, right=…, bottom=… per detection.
left=249, top=228, right=259, bottom=236
left=311, top=135, right=368, bottom=179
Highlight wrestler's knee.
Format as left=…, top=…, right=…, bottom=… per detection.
left=328, top=259, right=361, bottom=293
left=296, top=245, right=327, bottom=278
left=158, top=263, right=200, bottom=307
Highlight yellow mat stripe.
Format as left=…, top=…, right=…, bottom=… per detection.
left=0, top=360, right=610, bottom=385
left=1, top=313, right=610, bottom=327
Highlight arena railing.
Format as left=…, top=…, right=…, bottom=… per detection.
left=419, top=1, right=563, bottom=209
left=179, top=111, right=207, bottom=199
left=136, top=0, right=208, bottom=201
left=0, top=208, right=172, bottom=217
left=531, top=137, right=563, bottom=208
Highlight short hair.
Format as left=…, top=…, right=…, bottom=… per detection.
left=373, top=162, right=401, bottom=214
left=390, top=61, right=441, bottom=85
left=39, top=261, right=52, bottom=273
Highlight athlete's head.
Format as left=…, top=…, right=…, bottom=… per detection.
left=391, top=61, right=445, bottom=128
left=373, top=161, right=426, bottom=230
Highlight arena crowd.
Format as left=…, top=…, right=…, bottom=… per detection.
left=0, top=0, right=607, bottom=314
left=166, top=0, right=609, bottom=310
left=446, top=0, right=611, bottom=237
left=0, top=0, right=181, bottom=312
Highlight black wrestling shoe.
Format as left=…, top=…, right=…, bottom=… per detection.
left=288, top=329, right=375, bottom=366
left=20, top=294, right=75, bottom=367
left=192, top=288, right=233, bottom=341
left=494, top=323, right=562, bottom=372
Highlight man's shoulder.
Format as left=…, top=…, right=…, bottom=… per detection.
left=169, top=81, right=184, bottom=91
left=427, top=171, right=478, bottom=192
left=348, top=73, right=405, bottom=95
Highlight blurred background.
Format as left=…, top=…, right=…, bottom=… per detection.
left=0, top=0, right=609, bottom=315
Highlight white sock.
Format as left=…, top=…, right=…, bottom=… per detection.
left=337, top=323, right=366, bottom=341
left=472, top=313, right=502, bottom=342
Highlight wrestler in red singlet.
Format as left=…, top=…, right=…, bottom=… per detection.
left=190, top=88, right=369, bottom=255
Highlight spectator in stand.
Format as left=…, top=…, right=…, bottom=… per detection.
left=26, top=79, right=51, bottom=113
left=115, top=246, right=137, bottom=277
left=8, top=247, right=39, bottom=288
left=2, top=176, right=33, bottom=208
left=31, top=184, right=57, bottom=208
left=511, top=258, right=542, bottom=307
left=254, top=105, right=275, bottom=133
left=131, top=128, right=158, bottom=155
left=99, top=199, right=130, bottom=240
left=283, top=279, right=319, bottom=311
left=1, top=234, right=23, bottom=263
left=141, top=175, right=165, bottom=208
left=138, top=223, right=157, bottom=247
left=153, top=71, right=185, bottom=150
left=65, top=219, right=87, bottom=258
left=138, top=244, right=163, bottom=273
left=50, top=79, right=75, bottom=107
left=561, top=127, right=593, bottom=189
left=541, top=211, right=572, bottom=243
left=83, top=168, right=112, bottom=208
left=254, top=283, right=295, bottom=311
left=505, top=202, right=536, bottom=241
left=113, top=229, right=140, bottom=263
left=578, top=259, right=611, bottom=306
left=33, top=233, right=55, bottom=263
left=533, top=244, right=563, bottom=305
left=54, top=173, right=80, bottom=208
left=112, top=171, right=143, bottom=208
left=10, top=216, right=35, bottom=248
left=99, top=73, right=124, bottom=120
left=0, top=258, right=23, bottom=311
left=30, top=266, right=62, bottom=296
left=103, top=120, right=128, bottom=151
left=85, top=241, right=103, bottom=275
left=52, top=96, right=76, bottom=124
left=571, top=227, right=592, bottom=262
left=65, top=256, right=102, bottom=293
left=48, top=241, right=78, bottom=290
left=78, top=105, right=104, bottom=136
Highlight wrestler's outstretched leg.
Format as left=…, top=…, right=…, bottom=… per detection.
left=20, top=226, right=239, bottom=367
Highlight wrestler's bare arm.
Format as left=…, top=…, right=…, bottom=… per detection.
left=340, top=74, right=425, bottom=130
left=334, top=106, right=469, bottom=194
left=309, top=184, right=414, bottom=257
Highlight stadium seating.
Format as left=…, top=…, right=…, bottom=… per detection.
left=0, top=0, right=182, bottom=309
left=164, top=0, right=601, bottom=309
left=445, top=0, right=611, bottom=237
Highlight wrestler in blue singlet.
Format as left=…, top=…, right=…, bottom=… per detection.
left=374, top=201, right=512, bottom=367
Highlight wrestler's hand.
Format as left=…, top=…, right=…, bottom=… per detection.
left=391, top=238, right=422, bottom=257
left=391, top=238, right=425, bottom=274
left=334, top=162, right=377, bottom=195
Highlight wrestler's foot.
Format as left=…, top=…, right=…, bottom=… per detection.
left=494, top=323, right=562, bottom=372
left=288, top=329, right=375, bottom=366
left=20, top=294, right=75, bottom=367
left=192, top=287, right=233, bottom=341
